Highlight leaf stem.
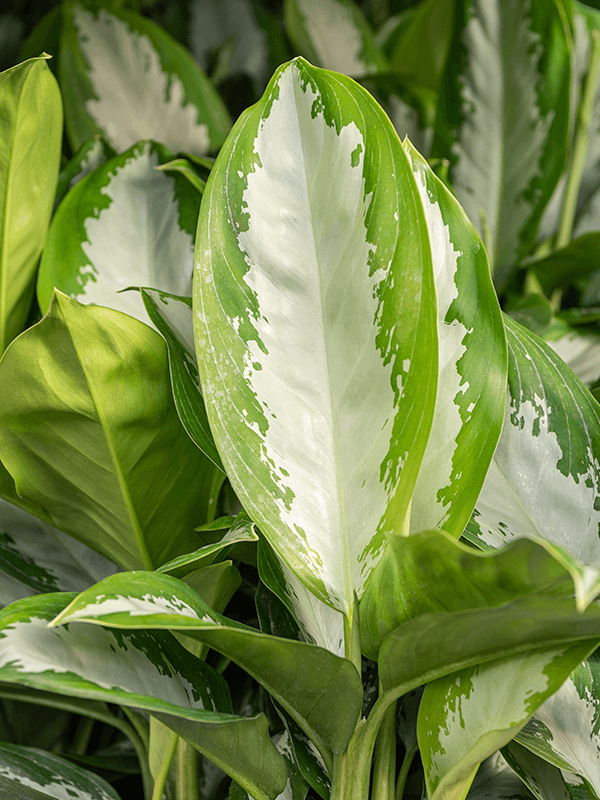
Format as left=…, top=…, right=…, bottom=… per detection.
left=371, top=698, right=396, bottom=800
left=395, top=744, right=417, bottom=800
left=177, top=738, right=199, bottom=800
left=556, top=28, right=600, bottom=250
left=151, top=730, right=178, bottom=800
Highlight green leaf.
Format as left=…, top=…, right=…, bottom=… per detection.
left=194, top=56, right=438, bottom=615
left=0, top=293, right=213, bottom=572
left=360, top=530, right=577, bottom=661
left=37, top=141, right=200, bottom=328
left=59, top=3, right=231, bottom=155
left=468, top=316, right=600, bottom=609
left=402, top=140, right=506, bottom=538
left=0, top=742, right=121, bottom=800
left=418, top=643, right=595, bottom=800
left=51, top=570, right=363, bottom=756
left=0, top=499, right=118, bottom=595
left=0, top=593, right=286, bottom=800
left=502, top=740, right=575, bottom=800
left=139, top=288, right=224, bottom=471
left=433, top=0, right=570, bottom=286
left=53, top=134, right=115, bottom=211
left=467, top=751, right=537, bottom=799
left=0, top=55, right=62, bottom=353
left=529, top=233, right=600, bottom=294
left=515, top=651, right=600, bottom=796
left=283, top=0, right=387, bottom=77
left=544, top=319, right=600, bottom=389
left=155, top=158, right=207, bottom=193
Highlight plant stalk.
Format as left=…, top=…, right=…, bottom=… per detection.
left=151, top=730, right=178, bottom=800
left=177, top=738, right=199, bottom=800
left=371, top=699, right=397, bottom=800
left=395, top=744, right=417, bottom=800
left=556, top=28, right=600, bottom=250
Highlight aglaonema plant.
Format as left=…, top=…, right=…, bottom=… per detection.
left=3, top=48, right=600, bottom=800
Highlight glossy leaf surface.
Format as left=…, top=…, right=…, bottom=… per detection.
left=38, top=141, right=199, bottom=328
left=59, top=3, right=230, bottom=154
left=0, top=594, right=286, bottom=800
left=0, top=56, right=62, bottom=352
left=194, top=56, right=438, bottom=614
left=51, top=570, right=362, bottom=756
left=0, top=294, right=211, bottom=571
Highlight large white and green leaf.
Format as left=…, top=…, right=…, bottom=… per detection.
left=0, top=499, right=118, bottom=596
left=468, top=316, right=600, bottom=604
left=503, top=740, right=578, bottom=800
left=283, top=0, right=387, bottom=77
left=37, top=141, right=199, bottom=328
left=403, top=140, right=506, bottom=537
left=0, top=293, right=214, bottom=572
left=59, top=3, right=231, bottom=155
left=418, top=644, right=595, bottom=800
left=0, top=593, right=287, bottom=800
left=0, top=742, right=121, bottom=800
left=194, top=57, right=438, bottom=615
left=0, top=56, right=62, bottom=353
left=54, top=135, right=115, bottom=211
left=51, top=570, right=363, bottom=757
left=514, top=650, right=600, bottom=797
left=433, top=0, right=570, bottom=287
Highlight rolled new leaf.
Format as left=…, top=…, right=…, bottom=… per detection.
left=0, top=56, right=62, bottom=353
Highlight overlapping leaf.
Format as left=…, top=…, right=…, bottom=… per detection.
left=0, top=56, right=62, bottom=353
left=59, top=3, right=231, bottom=155
left=194, top=57, right=438, bottom=615
left=0, top=293, right=213, bottom=572
left=0, top=593, right=286, bottom=800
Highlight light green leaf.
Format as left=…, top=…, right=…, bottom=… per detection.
left=0, top=593, right=286, bottom=800
left=359, top=530, right=576, bottom=661
left=468, top=316, right=600, bottom=609
left=418, top=643, right=594, bottom=800
left=0, top=55, right=62, bottom=353
left=51, top=570, right=363, bottom=756
left=0, top=499, right=118, bottom=595
left=155, top=158, right=207, bottom=193
left=139, top=288, right=224, bottom=471
left=194, top=56, right=438, bottom=615
left=515, top=651, right=600, bottom=797
left=403, top=140, right=506, bottom=538
left=0, top=293, right=213, bottom=572
left=283, top=0, right=387, bottom=77
left=502, top=740, right=574, bottom=800
left=433, top=0, right=570, bottom=286
left=37, top=141, right=199, bottom=328
left=54, top=134, right=115, bottom=211
left=59, top=3, right=231, bottom=155
left=0, top=742, right=121, bottom=800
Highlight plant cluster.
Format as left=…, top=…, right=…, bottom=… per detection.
left=3, top=0, right=600, bottom=799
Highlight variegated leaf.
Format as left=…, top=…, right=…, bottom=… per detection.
left=546, top=324, right=600, bottom=390
left=515, top=651, right=600, bottom=797
left=194, top=57, right=438, bottom=615
left=466, top=751, right=536, bottom=799
left=0, top=499, right=118, bottom=595
left=433, top=0, right=570, bottom=287
left=54, top=134, right=115, bottom=211
left=284, top=0, right=387, bottom=77
left=0, top=593, right=286, bottom=800
left=0, top=56, right=62, bottom=353
left=418, top=643, right=595, bottom=800
left=37, top=141, right=199, bottom=329
left=59, top=3, right=231, bottom=155
left=0, top=742, right=120, bottom=800
left=51, top=570, right=363, bottom=757
left=469, top=316, right=600, bottom=608
left=503, top=740, right=575, bottom=800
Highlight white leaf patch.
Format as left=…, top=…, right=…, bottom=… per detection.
left=233, top=65, right=397, bottom=609
left=73, top=7, right=210, bottom=155
left=54, top=593, right=216, bottom=624
left=0, top=617, right=204, bottom=708
left=294, top=0, right=370, bottom=77
left=76, top=142, right=194, bottom=323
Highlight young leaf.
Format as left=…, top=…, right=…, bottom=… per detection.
left=0, top=593, right=287, bottom=800
left=194, top=56, right=438, bottom=615
left=0, top=293, right=213, bottom=572
left=0, top=742, right=121, bottom=800
left=50, top=570, right=363, bottom=756
left=0, top=55, right=62, bottom=353
left=284, top=0, right=387, bottom=77
left=37, top=141, right=199, bottom=329
left=417, top=643, right=595, bottom=800
left=469, top=316, right=600, bottom=603
left=433, top=0, right=570, bottom=286
left=59, top=3, right=231, bottom=155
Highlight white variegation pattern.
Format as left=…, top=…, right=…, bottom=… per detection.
left=472, top=317, right=600, bottom=572
left=547, top=328, right=600, bottom=388
left=195, top=58, right=437, bottom=614
left=72, top=7, right=210, bottom=154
